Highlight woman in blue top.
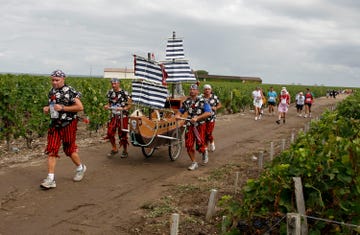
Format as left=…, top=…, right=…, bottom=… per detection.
left=267, top=86, right=277, bottom=116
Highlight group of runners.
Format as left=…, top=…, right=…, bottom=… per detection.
left=40, top=70, right=222, bottom=190
left=252, top=86, right=315, bottom=124
left=103, top=80, right=222, bottom=171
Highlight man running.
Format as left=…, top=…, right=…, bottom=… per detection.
left=175, top=84, right=211, bottom=170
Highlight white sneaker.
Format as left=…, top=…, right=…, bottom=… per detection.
left=258, top=115, right=261, bottom=120
left=209, top=142, right=215, bottom=152
left=255, top=116, right=258, bottom=120
left=202, top=150, right=209, bottom=164
left=188, top=162, right=198, bottom=171
left=40, top=176, right=56, bottom=189
left=73, top=164, right=87, bottom=182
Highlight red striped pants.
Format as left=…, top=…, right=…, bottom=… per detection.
left=45, top=119, right=78, bottom=157
left=106, top=116, right=129, bottom=149
left=185, top=124, right=206, bottom=154
left=204, top=121, right=215, bottom=145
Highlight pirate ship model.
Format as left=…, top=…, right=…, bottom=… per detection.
left=129, top=31, right=196, bottom=160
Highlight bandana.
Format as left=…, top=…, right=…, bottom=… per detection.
left=203, top=84, right=212, bottom=89
left=190, top=84, right=198, bottom=90
left=111, top=78, right=120, bottom=83
left=51, top=70, right=66, bottom=78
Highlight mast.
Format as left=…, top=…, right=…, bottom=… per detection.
left=171, top=31, right=176, bottom=98
left=164, top=31, right=195, bottom=97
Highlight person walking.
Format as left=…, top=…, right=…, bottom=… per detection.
left=276, top=87, right=290, bottom=124
left=252, top=86, right=263, bottom=120
left=295, top=91, right=305, bottom=117
left=201, top=84, right=222, bottom=152
left=175, top=84, right=211, bottom=170
left=304, top=88, right=314, bottom=118
left=104, top=78, right=132, bottom=158
left=267, top=86, right=277, bottom=115
left=40, top=70, right=86, bottom=190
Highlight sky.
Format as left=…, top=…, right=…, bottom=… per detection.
left=1, top=0, right=360, bottom=88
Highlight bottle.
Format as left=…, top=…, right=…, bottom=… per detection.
left=50, top=100, right=59, bottom=119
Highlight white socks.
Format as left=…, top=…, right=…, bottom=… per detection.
left=48, top=173, right=55, bottom=181
left=76, top=164, right=83, bottom=171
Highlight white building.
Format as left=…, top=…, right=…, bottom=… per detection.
left=103, top=68, right=136, bottom=80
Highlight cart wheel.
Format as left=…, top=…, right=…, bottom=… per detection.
left=142, top=147, right=155, bottom=158
left=168, top=128, right=184, bottom=161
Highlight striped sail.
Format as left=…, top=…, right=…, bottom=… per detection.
left=164, top=33, right=196, bottom=83
left=166, top=38, right=185, bottom=60
left=134, top=55, right=165, bottom=85
left=163, top=60, right=196, bottom=83
left=131, top=80, right=168, bottom=108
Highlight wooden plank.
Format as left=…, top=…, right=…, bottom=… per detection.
left=293, top=177, right=308, bottom=235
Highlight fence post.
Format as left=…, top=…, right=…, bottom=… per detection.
left=206, top=189, right=218, bottom=221
left=170, top=213, right=179, bottom=235
left=293, top=177, right=308, bottom=235
left=291, top=129, right=296, bottom=143
left=222, top=215, right=227, bottom=233
left=258, top=151, right=264, bottom=169
left=287, top=213, right=301, bottom=235
left=281, top=139, right=286, bottom=151
left=234, top=171, right=240, bottom=195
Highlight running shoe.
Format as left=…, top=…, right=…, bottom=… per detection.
left=121, top=151, right=128, bottom=158
left=188, top=162, right=198, bottom=171
left=40, top=176, right=56, bottom=189
left=73, top=164, right=87, bottom=182
left=107, top=150, right=118, bottom=157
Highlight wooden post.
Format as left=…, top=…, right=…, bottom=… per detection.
left=170, top=213, right=179, bottom=235
left=270, top=141, right=274, bottom=160
left=291, top=129, right=296, bottom=143
left=206, top=189, right=218, bottom=221
left=293, top=177, right=308, bottom=235
left=234, top=171, right=240, bottom=195
left=222, top=215, right=227, bottom=233
left=258, top=151, right=264, bottom=169
left=287, top=213, right=301, bottom=235
left=281, top=139, right=286, bottom=151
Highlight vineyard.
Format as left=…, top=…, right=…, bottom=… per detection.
left=0, top=73, right=358, bottom=234
left=220, top=91, right=360, bottom=234
left=0, top=73, right=337, bottom=153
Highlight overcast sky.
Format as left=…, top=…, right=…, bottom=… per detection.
left=1, top=0, right=359, bottom=87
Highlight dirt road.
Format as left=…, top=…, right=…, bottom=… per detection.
left=0, top=95, right=344, bottom=234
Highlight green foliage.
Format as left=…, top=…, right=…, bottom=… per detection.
left=220, top=93, right=360, bottom=234
left=195, top=70, right=209, bottom=76
left=0, top=74, right=357, bottom=152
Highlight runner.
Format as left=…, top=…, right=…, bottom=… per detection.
left=175, top=84, right=211, bottom=170
left=276, top=87, right=291, bottom=124
left=252, top=86, right=263, bottom=120
left=201, top=84, right=222, bottom=152
left=304, top=88, right=314, bottom=118
left=103, top=78, right=132, bottom=158
left=40, top=69, right=86, bottom=190
left=295, top=91, right=305, bottom=117
left=267, top=86, right=277, bottom=116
